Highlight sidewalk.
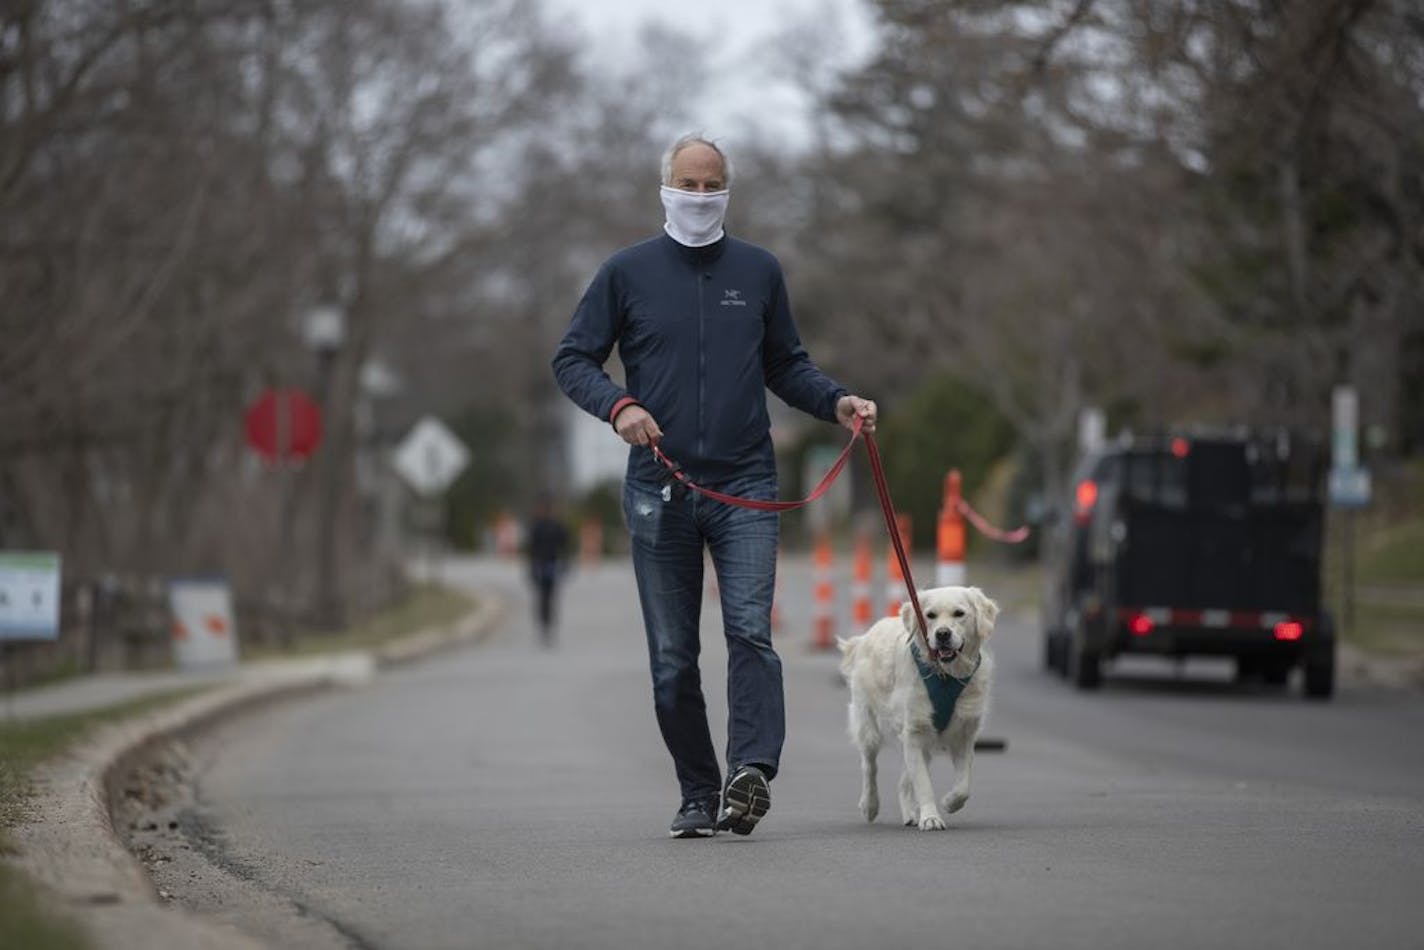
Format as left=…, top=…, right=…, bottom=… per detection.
left=4, top=667, right=237, bottom=722
left=3, top=589, right=509, bottom=723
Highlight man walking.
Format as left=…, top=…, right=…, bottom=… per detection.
left=524, top=493, right=570, bottom=648
left=552, top=134, right=876, bottom=838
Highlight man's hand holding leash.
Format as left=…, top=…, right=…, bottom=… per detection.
left=613, top=403, right=663, bottom=447
left=836, top=395, right=877, bottom=434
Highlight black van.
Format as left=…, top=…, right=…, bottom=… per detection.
left=1042, top=430, right=1335, bottom=698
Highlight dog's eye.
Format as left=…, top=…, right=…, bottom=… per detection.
left=925, top=611, right=937, bottom=620
left=953, top=608, right=966, bottom=618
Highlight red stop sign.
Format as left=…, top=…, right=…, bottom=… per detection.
left=244, top=388, right=323, bottom=462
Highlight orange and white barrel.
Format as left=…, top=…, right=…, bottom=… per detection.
left=851, top=531, right=874, bottom=628
left=885, top=513, right=912, bottom=616
left=812, top=533, right=835, bottom=649
left=937, top=470, right=967, bottom=587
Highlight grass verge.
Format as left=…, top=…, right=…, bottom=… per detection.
left=241, top=583, right=478, bottom=661
left=1333, top=600, right=1424, bottom=655
left=0, top=868, right=87, bottom=950
left=1326, top=481, right=1424, bottom=654
left=1, top=688, right=209, bottom=950
left=1357, top=519, right=1424, bottom=583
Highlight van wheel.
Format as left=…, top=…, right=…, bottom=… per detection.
left=1304, top=649, right=1334, bottom=700
left=1042, top=629, right=1068, bottom=676
left=1071, top=643, right=1102, bottom=690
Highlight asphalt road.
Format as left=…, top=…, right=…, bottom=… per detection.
left=165, top=554, right=1424, bottom=950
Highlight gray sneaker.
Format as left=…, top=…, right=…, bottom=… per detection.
left=716, top=765, right=770, bottom=835
left=669, top=798, right=718, bottom=839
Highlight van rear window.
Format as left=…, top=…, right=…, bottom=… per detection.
left=1111, top=439, right=1323, bottom=510
left=1120, top=452, right=1188, bottom=508
left=1246, top=438, right=1327, bottom=503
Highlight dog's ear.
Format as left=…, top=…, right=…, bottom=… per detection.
left=899, top=598, right=920, bottom=635
left=969, top=587, right=1000, bottom=635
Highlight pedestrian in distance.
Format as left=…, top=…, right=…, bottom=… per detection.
left=524, top=493, right=571, bottom=648
left=552, top=133, right=877, bottom=838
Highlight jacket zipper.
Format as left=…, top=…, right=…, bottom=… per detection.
left=696, top=269, right=707, bottom=462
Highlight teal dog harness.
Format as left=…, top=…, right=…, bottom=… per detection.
left=909, top=640, right=982, bottom=733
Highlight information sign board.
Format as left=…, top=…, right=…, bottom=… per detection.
left=0, top=551, right=62, bottom=641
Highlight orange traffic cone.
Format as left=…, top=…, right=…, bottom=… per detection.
left=812, top=533, right=835, bottom=650
left=851, top=531, right=874, bottom=628
left=885, top=513, right=912, bottom=616
left=579, top=518, right=603, bottom=566
left=937, top=470, right=967, bottom=586
left=494, top=512, right=519, bottom=558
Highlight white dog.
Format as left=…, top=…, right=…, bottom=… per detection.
left=837, top=586, right=999, bottom=831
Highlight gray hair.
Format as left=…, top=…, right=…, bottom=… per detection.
left=660, top=134, right=733, bottom=187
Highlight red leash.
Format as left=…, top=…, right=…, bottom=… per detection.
left=651, top=416, right=933, bottom=651
left=649, top=419, right=862, bottom=512
left=861, top=426, right=930, bottom=650
left=649, top=417, right=1029, bottom=654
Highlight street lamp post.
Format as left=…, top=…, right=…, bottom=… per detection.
left=304, top=304, right=346, bottom=632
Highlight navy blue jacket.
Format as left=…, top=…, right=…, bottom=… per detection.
left=552, top=233, right=847, bottom=486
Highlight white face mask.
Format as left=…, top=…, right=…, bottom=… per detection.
left=660, top=185, right=729, bottom=247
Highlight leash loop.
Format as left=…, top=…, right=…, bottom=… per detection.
left=649, top=416, right=864, bottom=512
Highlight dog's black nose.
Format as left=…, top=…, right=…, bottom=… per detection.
left=935, top=628, right=952, bottom=644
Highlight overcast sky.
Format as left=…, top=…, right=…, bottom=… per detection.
left=540, top=0, right=879, bottom=149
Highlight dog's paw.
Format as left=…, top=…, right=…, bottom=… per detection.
left=944, top=791, right=969, bottom=814
left=917, top=813, right=947, bottom=831
left=899, top=797, right=916, bottom=826
left=859, top=792, right=879, bottom=823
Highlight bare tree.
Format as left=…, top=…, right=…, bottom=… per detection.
left=0, top=0, right=590, bottom=637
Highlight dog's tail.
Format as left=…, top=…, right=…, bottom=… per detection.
left=836, top=635, right=861, bottom=679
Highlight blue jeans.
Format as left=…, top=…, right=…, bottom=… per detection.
left=623, top=475, right=784, bottom=804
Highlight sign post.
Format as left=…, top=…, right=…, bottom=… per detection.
left=244, top=387, right=324, bottom=645
left=392, top=417, right=471, bottom=583
left=1328, top=385, right=1371, bottom=641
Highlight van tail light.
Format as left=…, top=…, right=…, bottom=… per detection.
left=1128, top=613, right=1154, bottom=636
left=1171, top=437, right=1190, bottom=458
left=1074, top=479, right=1099, bottom=524
left=1274, top=621, right=1304, bottom=642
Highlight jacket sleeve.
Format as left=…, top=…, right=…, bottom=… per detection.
left=762, top=263, right=847, bottom=423
left=551, top=261, right=632, bottom=424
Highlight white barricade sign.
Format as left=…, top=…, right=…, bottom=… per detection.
left=168, top=576, right=239, bottom=669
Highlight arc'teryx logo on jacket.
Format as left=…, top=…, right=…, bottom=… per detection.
left=552, top=233, right=846, bottom=487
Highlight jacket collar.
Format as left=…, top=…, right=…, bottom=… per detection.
left=662, top=231, right=728, bottom=267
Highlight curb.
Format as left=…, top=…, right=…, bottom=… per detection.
left=7, top=592, right=507, bottom=950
